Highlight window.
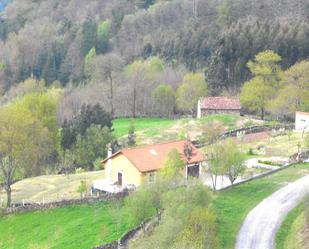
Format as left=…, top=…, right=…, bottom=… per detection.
left=149, top=172, right=155, bottom=183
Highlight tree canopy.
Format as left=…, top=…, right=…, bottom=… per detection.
left=240, top=50, right=282, bottom=119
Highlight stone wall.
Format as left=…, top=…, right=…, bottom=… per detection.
left=200, top=109, right=240, bottom=117
left=93, top=213, right=160, bottom=249
left=93, top=242, right=118, bottom=249
left=289, top=150, right=309, bottom=164
left=219, top=150, right=309, bottom=192
left=1, top=190, right=129, bottom=215
left=193, top=124, right=295, bottom=148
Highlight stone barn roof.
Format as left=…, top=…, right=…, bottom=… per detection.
left=200, top=96, right=241, bottom=110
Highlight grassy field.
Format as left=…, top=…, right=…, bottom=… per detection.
left=112, top=114, right=264, bottom=144
left=0, top=171, right=104, bottom=205
left=0, top=201, right=136, bottom=249
left=1, top=164, right=309, bottom=249
left=112, top=118, right=175, bottom=138
left=276, top=203, right=305, bottom=249
left=213, top=163, right=309, bottom=249
left=239, top=131, right=307, bottom=157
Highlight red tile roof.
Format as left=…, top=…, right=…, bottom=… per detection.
left=200, top=96, right=241, bottom=110
left=102, top=140, right=205, bottom=173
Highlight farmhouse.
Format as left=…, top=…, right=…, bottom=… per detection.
left=197, top=96, right=241, bottom=118
left=295, top=111, right=309, bottom=131
left=93, top=140, right=205, bottom=193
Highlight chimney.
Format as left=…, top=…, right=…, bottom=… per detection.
left=105, top=145, right=113, bottom=182
left=107, top=146, right=112, bottom=158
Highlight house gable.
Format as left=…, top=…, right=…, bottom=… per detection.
left=105, top=153, right=142, bottom=187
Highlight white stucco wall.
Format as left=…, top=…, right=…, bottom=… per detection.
left=197, top=100, right=201, bottom=119
left=295, top=112, right=309, bottom=131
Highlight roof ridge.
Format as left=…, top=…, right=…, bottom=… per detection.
left=201, top=96, right=239, bottom=99
left=122, top=139, right=189, bottom=151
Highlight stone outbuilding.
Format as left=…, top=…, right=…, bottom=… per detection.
left=197, top=96, right=241, bottom=118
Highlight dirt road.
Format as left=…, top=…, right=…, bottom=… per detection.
left=236, top=175, right=309, bottom=249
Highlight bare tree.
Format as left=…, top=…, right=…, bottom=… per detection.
left=92, top=53, right=124, bottom=117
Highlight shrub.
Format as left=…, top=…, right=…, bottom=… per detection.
left=247, top=148, right=254, bottom=155
left=77, top=180, right=87, bottom=199
left=94, top=158, right=103, bottom=171
left=75, top=167, right=85, bottom=174
left=257, top=160, right=282, bottom=166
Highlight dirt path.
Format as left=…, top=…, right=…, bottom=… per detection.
left=236, top=175, right=309, bottom=249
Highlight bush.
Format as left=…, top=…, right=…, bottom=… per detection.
left=75, top=167, right=85, bottom=174
left=77, top=180, right=87, bottom=199
left=257, top=160, right=282, bottom=166
left=244, top=120, right=255, bottom=128
left=130, top=182, right=216, bottom=249
left=271, top=130, right=287, bottom=137
left=94, top=158, right=103, bottom=171
left=247, top=148, right=254, bottom=155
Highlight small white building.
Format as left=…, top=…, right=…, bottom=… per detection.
left=295, top=111, right=309, bottom=131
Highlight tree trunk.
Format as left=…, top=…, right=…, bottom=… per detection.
left=261, top=107, right=265, bottom=120
left=210, top=172, right=217, bottom=191
left=142, top=221, right=146, bottom=235
left=192, top=0, right=197, bottom=21
left=191, top=107, right=196, bottom=118
left=132, top=87, right=137, bottom=118
left=108, top=73, right=114, bottom=117
left=5, top=185, right=11, bottom=207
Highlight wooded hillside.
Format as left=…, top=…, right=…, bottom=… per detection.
left=0, top=0, right=309, bottom=117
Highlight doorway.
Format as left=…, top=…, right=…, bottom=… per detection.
left=187, top=164, right=200, bottom=178
left=117, top=172, right=123, bottom=186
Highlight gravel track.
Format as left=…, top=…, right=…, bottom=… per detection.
left=236, top=175, right=309, bottom=249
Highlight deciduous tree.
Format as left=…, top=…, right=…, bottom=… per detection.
left=240, top=50, right=282, bottom=119
left=151, top=83, right=175, bottom=116
left=92, top=53, right=124, bottom=116
left=96, top=20, right=111, bottom=54
left=207, top=143, right=227, bottom=191
left=125, top=186, right=156, bottom=233
left=270, top=60, right=309, bottom=118
left=0, top=103, right=52, bottom=206
left=124, top=57, right=164, bottom=117
left=175, top=208, right=217, bottom=249
left=201, top=121, right=224, bottom=144
left=159, top=148, right=185, bottom=184
left=84, top=47, right=96, bottom=79
left=176, top=73, right=208, bottom=116
left=224, top=140, right=246, bottom=186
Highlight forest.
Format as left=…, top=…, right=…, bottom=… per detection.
left=0, top=0, right=308, bottom=120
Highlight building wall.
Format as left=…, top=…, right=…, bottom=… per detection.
left=105, top=154, right=143, bottom=187
left=141, top=172, right=156, bottom=185
left=197, top=100, right=202, bottom=118
left=105, top=155, right=205, bottom=187
left=295, top=112, right=309, bottom=131
left=200, top=109, right=240, bottom=117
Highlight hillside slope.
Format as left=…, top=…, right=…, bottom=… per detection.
left=0, top=0, right=308, bottom=94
